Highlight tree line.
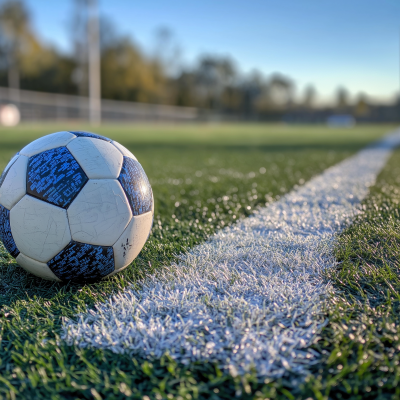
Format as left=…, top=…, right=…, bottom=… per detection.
left=0, top=0, right=373, bottom=119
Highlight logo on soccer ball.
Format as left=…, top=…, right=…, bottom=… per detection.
left=0, top=131, right=154, bottom=283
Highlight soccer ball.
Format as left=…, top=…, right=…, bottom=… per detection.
left=0, top=131, right=154, bottom=283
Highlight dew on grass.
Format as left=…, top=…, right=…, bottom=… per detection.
left=2, top=134, right=392, bottom=395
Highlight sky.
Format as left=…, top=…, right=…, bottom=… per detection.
left=21, top=0, right=400, bottom=104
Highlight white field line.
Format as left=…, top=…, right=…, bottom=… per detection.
left=62, top=131, right=400, bottom=378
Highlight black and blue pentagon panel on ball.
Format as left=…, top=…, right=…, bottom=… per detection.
left=48, top=240, right=115, bottom=282
left=0, top=204, right=20, bottom=258
left=69, top=131, right=111, bottom=142
left=27, top=147, right=89, bottom=209
left=118, top=157, right=153, bottom=215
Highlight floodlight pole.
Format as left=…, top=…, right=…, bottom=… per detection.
left=88, top=0, right=101, bottom=125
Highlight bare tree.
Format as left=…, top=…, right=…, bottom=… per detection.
left=245, top=70, right=266, bottom=115
left=195, top=55, right=237, bottom=109
left=153, top=27, right=182, bottom=78
left=267, top=74, right=294, bottom=108
left=336, top=86, right=349, bottom=110
left=302, top=84, right=317, bottom=109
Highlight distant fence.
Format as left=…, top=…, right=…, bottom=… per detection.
left=0, top=87, right=199, bottom=123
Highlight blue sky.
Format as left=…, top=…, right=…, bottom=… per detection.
left=22, top=0, right=400, bottom=103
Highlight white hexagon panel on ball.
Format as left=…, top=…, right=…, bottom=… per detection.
left=10, top=195, right=71, bottom=263
left=0, top=155, right=28, bottom=210
left=111, top=141, right=137, bottom=160
left=67, top=137, right=123, bottom=179
left=16, top=253, right=62, bottom=281
left=67, top=179, right=132, bottom=247
left=0, top=152, right=19, bottom=182
left=19, top=131, right=76, bottom=157
left=109, top=210, right=153, bottom=276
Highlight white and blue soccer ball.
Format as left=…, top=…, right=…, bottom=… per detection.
left=0, top=131, right=154, bottom=283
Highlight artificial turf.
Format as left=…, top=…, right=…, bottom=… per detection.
left=299, top=147, right=400, bottom=400
left=0, top=123, right=396, bottom=399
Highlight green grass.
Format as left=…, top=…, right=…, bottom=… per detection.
left=0, top=123, right=397, bottom=399
left=297, top=148, right=400, bottom=400
left=0, top=123, right=395, bottom=156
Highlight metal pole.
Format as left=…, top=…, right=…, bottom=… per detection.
left=88, top=0, right=101, bottom=125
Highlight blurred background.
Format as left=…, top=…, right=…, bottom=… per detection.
left=0, top=0, right=398, bottom=125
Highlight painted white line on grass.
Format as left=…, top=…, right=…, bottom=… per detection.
left=63, top=131, right=400, bottom=378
